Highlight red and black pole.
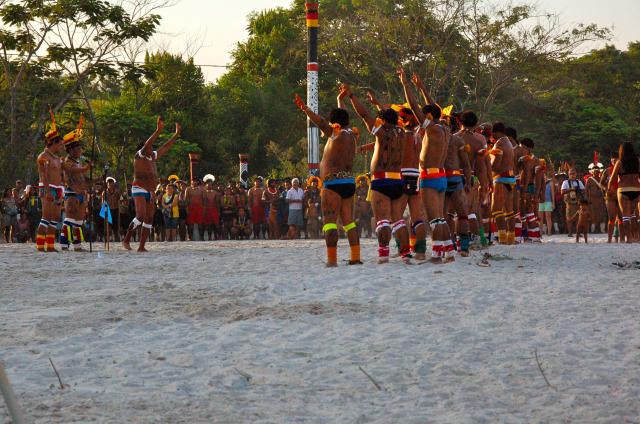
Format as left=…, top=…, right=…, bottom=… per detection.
left=306, top=2, right=320, bottom=177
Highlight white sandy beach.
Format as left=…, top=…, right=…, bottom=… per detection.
left=1, top=236, right=639, bottom=423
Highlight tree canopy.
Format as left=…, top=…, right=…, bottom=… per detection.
left=0, top=0, right=638, bottom=184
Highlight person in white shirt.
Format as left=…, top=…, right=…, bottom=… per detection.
left=286, top=178, right=305, bottom=239
left=561, top=168, right=585, bottom=236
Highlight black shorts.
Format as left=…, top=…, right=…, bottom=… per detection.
left=371, top=179, right=404, bottom=201
left=402, top=176, right=419, bottom=196
left=324, top=183, right=356, bottom=199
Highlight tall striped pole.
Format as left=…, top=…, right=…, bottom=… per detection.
left=239, top=154, right=249, bottom=189
left=306, top=2, right=320, bottom=177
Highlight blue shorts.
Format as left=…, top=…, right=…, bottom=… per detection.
left=64, top=190, right=85, bottom=203
left=419, top=176, right=447, bottom=193
left=131, top=185, right=151, bottom=201
left=446, top=176, right=464, bottom=193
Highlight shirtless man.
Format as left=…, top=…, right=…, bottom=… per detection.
left=104, top=177, right=121, bottom=242
left=36, top=110, right=66, bottom=252
left=518, top=138, right=542, bottom=242
left=489, top=122, right=516, bottom=244
left=358, top=71, right=424, bottom=261
left=585, top=166, right=605, bottom=233
left=203, top=176, right=220, bottom=240
left=186, top=178, right=205, bottom=241
left=508, top=128, right=526, bottom=243
left=457, top=111, right=491, bottom=248
left=341, top=86, right=409, bottom=264
left=295, top=89, right=361, bottom=266
left=403, top=75, right=453, bottom=262
left=61, top=117, right=92, bottom=251
left=440, top=126, right=473, bottom=256
left=600, top=155, right=623, bottom=242
left=262, top=179, right=280, bottom=239
left=248, top=178, right=266, bottom=239
left=122, top=117, right=181, bottom=251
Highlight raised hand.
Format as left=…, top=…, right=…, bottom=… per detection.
left=397, top=67, right=408, bottom=84
left=294, top=93, right=306, bottom=111
left=157, top=116, right=165, bottom=133
left=366, top=90, right=378, bottom=105
left=411, top=73, right=424, bottom=88
left=339, top=83, right=352, bottom=97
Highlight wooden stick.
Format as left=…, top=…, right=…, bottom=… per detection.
left=534, top=349, right=556, bottom=390
left=233, top=367, right=252, bottom=382
left=48, top=357, right=65, bottom=390
left=358, top=366, right=383, bottom=391
left=0, top=362, right=27, bottom=424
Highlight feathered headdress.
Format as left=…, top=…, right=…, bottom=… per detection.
left=306, top=175, right=322, bottom=188
left=45, top=106, right=60, bottom=144
left=63, top=113, right=85, bottom=147
left=441, top=105, right=454, bottom=119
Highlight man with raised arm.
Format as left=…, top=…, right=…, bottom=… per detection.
left=122, top=117, right=181, bottom=252
left=342, top=84, right=411, bottom=264
left=404, top=74, right=453, bottom=263
left=364, top=69, right=427, bottom=261
left=294, top=90, right=361, bottom=266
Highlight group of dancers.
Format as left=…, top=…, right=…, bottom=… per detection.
left=294, top=69, right=548, bottom=266
left=35, top=68, right=639, bottom=260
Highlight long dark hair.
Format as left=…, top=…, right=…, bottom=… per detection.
left=618, top=142, right=639, bottom=175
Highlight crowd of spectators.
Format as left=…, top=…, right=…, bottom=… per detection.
left=0, top=165, right=618, bottom=244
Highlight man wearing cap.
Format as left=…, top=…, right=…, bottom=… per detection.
left=122, top=117, right=181, bottom=251
left=35, top=109, right=66, bottom=252
left=61, top=115, right=92, bottom=251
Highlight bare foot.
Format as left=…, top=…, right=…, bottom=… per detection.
left=47, top=248, right=59, bottom=253
left=444, top=256, right=456, bottom=263
left=137, top=247, right=149, bottom=252
left=74, top=247, right=86, bottom=252
left=348, top=260, right=363, bottom=265
left=123, top=240, right=132, bottom=251
left=460, top=251, right=470, bottom=257
left=326, top=262, right=338, bottom=268
left=377, top=258, right=389, bottom=264
left=414, top=253, right=426, bottom=261
left=429, top=257, right=442, bottom=264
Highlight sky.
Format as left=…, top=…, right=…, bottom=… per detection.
left=153, top=0, right=639, bottom=83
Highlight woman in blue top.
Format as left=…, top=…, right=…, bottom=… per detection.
left=538, top=174, right=555, bottom=235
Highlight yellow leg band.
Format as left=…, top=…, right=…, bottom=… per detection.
left=343, top=222, right=357, bottom=232
left=323, top=223, right=338, bottom=232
